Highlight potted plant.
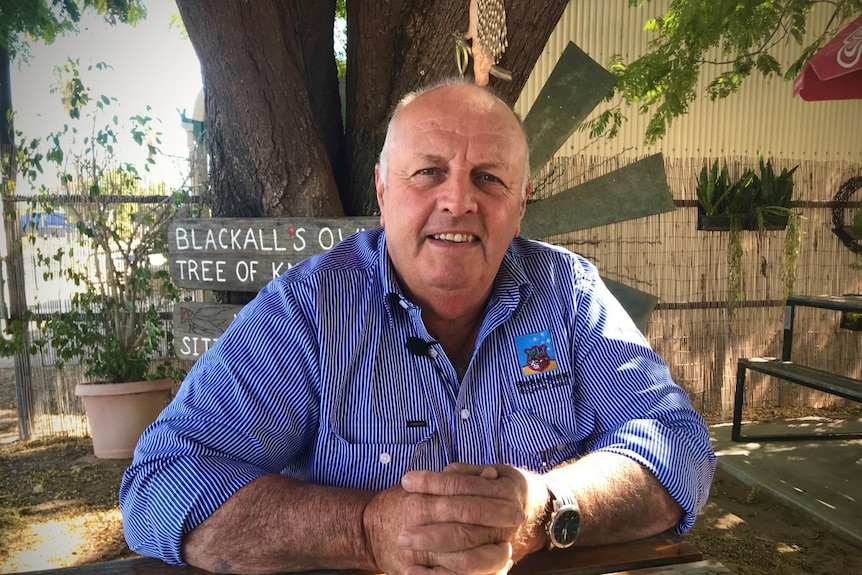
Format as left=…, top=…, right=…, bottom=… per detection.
left=32, top=177, right=185, bottom=459
left=695, top=155, right=802, bottom=317
left=5, top=60, right=186, bottom=457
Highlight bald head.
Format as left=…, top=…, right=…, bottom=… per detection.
left=378, top=79, right=531, bottom=195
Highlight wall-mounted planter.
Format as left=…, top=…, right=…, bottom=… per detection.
left=839, top=294, right=862, bottom=331
left=697, top=210, right=789, bottom=232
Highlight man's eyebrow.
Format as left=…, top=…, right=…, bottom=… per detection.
left=471, top=159, right=508, bottom=173
left=413, top=153, right=447, bottom=164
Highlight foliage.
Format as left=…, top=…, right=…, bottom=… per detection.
left=695, top=155, right=802, bottom=317
left=1, top=60, right=187, bottom=384
left=853, top=208, right=862, bottom=236
left=585, top=0, right=862, bottom=144
left=696, top=155, right=799, bottom=222
left=0, top=0, right=146, bottom=58
left=335, top=0, right=346, bottom=77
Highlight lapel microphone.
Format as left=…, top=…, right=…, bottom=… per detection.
left=406, top=337, right=437, bottom=358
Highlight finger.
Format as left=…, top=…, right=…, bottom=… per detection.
left=480, top=466, right=499, bottom=480
left=420, top=542, right=513, bottom=575
left=444, top=462, right=501, bottom=480
left=402, top=469, right=515, bottom=501
left=398, top=523, right=506, bottom=553
left=425, top=494, right=524, bottom=527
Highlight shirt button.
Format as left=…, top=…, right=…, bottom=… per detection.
left=460, top=408, right=471, bottom=420
left=379, top=452, right=392, bottom=464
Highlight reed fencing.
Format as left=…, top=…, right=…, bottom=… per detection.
left=2, top=156, right=861, bottom=438
left=536, top=155, right=862, bottom=417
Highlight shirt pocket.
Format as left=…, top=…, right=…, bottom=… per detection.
left=501, top=402, right=582, bottom=472
left=316, top=419, right=440, bottom=491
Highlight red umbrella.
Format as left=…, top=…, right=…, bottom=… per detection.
left=793, top=13, right=862, bottom=101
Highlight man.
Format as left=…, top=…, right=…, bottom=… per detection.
left=120, top=79, right=715, bottom=575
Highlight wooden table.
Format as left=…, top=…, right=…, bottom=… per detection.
left=22, top=533, right=731, bottom=575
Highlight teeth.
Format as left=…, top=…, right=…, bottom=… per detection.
left=432, top=233, right=476, bottom=243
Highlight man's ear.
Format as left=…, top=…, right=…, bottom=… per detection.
left=375, top=164, right=386, bottom=227
left=515, top=181, right=532, bottom=237
left=522, top=181, right=532, bottom=214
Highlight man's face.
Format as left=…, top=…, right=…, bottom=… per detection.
left=376, top=84, right=530, bottom=305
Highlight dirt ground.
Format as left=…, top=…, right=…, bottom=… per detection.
left=2, top=368, right=862, bottom=574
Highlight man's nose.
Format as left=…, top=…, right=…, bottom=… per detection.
left=438, top=172, right=478, bottom=215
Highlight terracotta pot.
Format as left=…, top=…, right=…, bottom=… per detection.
left=75, top=378, right=173, bottom=459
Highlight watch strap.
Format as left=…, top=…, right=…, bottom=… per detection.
left=545, top=478, right=579, bottom=510
left=544, top=478, right=580, bottom=550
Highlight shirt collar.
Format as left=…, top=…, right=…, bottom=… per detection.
left=377, top=231, right=411, bottom=326
left=493, top=238, right=534, bottom=314
left=376, top=230, right=534, bottom=325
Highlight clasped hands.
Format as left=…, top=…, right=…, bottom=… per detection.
left=363, top=462, right=549, bottom=575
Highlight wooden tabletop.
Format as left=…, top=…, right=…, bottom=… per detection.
left=21, top=532, right=714, bottom=575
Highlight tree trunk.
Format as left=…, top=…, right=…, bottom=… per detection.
left=344, top=0, right=569, bottom=215
left=176, top=0, right=344, bottom=220
left=176, top=0, right=569, bottom=219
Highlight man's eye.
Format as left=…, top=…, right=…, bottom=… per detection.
left=478, top=173, right=502, bottom=184
left=416, top=168, right=438, bottom=176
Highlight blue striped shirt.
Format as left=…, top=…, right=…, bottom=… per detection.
left=120, top=228, right=716, bottom=565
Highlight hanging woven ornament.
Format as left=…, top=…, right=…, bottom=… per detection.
left=477, top=0, right=508, bottom=65
left=454, top=0, right=512, bottom=86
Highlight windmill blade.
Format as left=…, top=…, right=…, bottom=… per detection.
left=523, top=41, right=617, bottom=174
left=520, top=154, right=675, bottom=239
left=602, top=278, right=659, bottom=333
left=518, top=42, right=666, bottom=330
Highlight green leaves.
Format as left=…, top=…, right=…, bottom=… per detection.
left=853, top=208, right=862, bottom=236
left=609, top=0, right=862, bottom=144
left=0, top=59, right=185, bottom=384
left=696, top=155, right=799, bottom=220
left=0, top=0, right=146, bottom=60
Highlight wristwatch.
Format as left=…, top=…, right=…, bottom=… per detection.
left=544, top=480, right=581, bottom=549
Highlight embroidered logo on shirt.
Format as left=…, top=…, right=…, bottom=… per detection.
left=515, top=330, right=559, bottom=376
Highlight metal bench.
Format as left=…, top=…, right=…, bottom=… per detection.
left=732, top=357, right=862, bottom=441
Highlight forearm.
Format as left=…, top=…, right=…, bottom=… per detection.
left=545, top=452, right=683, bottom=546
left=182, top=474, right=377, bottom=574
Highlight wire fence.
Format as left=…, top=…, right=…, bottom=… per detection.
left=1, top=188, right=193, bottom=438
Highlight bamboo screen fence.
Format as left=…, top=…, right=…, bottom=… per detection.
left=535, top=155, right=862, bottom=418
left=2, top=156, right=861, bottom=438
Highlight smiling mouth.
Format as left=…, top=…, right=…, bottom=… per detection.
left=431, top=233, right=478, bottom=243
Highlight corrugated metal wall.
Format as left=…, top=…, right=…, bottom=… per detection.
left=516, top=2, right=862, bottom=417
left=516, top=1, right=862, bottom=162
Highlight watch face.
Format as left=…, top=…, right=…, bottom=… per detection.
left=551, top=508, right=581, bottom=548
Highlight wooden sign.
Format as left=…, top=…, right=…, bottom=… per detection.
left=172, top=302, right=245, bottom=360
left=168, top=216, right=378, bottom=359
left=168, top=216, right=380, bottom=292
